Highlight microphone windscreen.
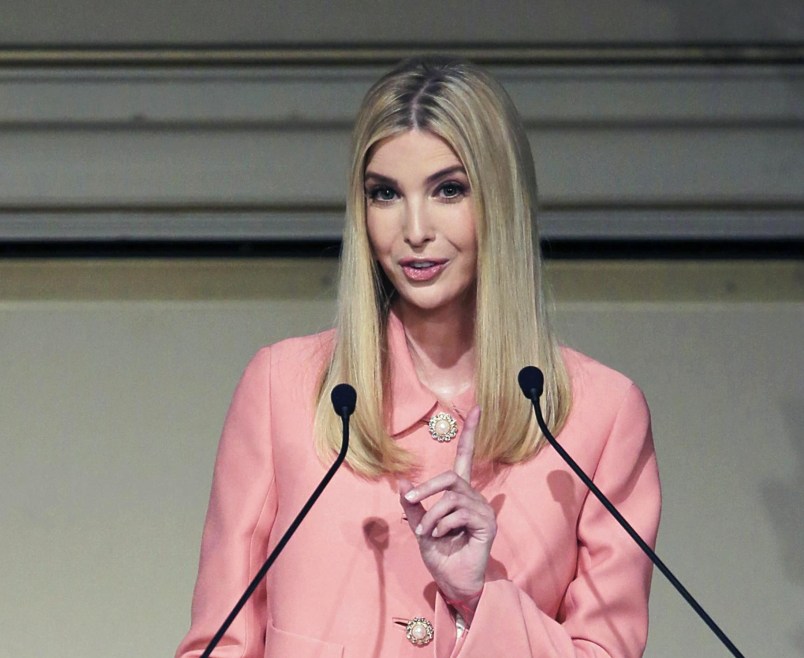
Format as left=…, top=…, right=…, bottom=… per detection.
left=331, top=383, right=357, bottom=416
left=517, top=366, right=545, bottom=400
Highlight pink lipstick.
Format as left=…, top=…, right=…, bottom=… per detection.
left=400, top=259, right=447, bottom=282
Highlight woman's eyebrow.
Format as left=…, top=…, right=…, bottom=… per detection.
left=364, top=165, right=466, bottom=186
left=364, top=171, right=397, bottom=185
left=425, top=165, right=466, bottom=184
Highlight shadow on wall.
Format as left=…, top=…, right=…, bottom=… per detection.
left=761, top=398, right=804, bottom=654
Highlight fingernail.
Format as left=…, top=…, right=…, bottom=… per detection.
left=404, top=490, right=417, bottom=502
left=415, top=524, right=423, bottom=536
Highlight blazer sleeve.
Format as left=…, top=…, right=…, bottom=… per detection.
left=175, top=347, right=277, bottom=658
left=434, top=382, right=661, bottom=658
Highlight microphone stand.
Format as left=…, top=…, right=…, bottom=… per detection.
left=518, top=366, right=745, bottom=658
left=200, top=384, right=355, bottom=658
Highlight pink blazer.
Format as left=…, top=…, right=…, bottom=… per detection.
left=176, top=314, right=660, bottom=657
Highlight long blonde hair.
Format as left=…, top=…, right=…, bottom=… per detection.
left=313, top=56, right=571, bottom=477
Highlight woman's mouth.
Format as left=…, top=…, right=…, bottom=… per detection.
left=400, top=259, right=447, bottom=282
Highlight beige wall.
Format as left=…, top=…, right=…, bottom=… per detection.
left=0, top=259, right=801, bottom=657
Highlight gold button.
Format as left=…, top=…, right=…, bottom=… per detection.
left=428, top=412, right=458, bottom=442
left=405, top=616, right=434, bottom=646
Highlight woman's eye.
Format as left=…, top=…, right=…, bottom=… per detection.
left=366, top=185, right=397, bottom=203
left=438, top=182, right=466, bottom=200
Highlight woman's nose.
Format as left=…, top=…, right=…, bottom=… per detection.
left=403, top=201, right=435, bottom=246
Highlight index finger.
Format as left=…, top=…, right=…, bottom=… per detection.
left=454, top=406, right=480, bottom=482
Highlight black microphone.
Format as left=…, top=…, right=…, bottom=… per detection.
left=517, top=366, right=744, bottom=658
left=331, top=382, right=357, bottom=418
left=201, top=383, right=356, bottom=658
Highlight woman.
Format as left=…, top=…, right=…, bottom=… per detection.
left=176, top=56, right=660, bottom=657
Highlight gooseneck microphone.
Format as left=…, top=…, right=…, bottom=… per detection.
left=331, top=382, right=358, bottom=420
left=517, top=366, right=744, bottom=658
left=201, top=384, right=356, bottom=658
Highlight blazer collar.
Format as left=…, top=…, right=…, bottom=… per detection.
left=386, top=309, right=476, bottom=437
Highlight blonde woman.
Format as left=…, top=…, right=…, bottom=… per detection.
left=177, top=57, right=660, bottom=658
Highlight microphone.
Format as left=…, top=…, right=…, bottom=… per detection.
left=517, top=365, right=544, bottom=399
left=331, top=382, right=357, bottom=418
left=201, top=383, right=356, bottom=658
left=517, top=366, right=744, bottom=658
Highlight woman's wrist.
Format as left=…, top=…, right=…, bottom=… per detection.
left=442, top=587, right=484, bottom=626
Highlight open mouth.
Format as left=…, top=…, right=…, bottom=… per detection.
left=400, top=260, right=447, bottom=281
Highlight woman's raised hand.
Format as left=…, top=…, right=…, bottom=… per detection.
left=398, top=406, right=496, bottom=620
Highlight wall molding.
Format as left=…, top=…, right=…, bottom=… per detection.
left=1, top=44, right=803, bottom=67
left=1, top=60, right=801, bottom=243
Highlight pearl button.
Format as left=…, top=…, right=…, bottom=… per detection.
left=428, top=412, right=458, bottom=442
left=405, top=616, right=434, bottom=646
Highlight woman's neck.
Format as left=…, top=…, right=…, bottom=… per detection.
left=395, top=298, right=476, bottom=404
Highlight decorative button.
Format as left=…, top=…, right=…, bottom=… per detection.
left=428, top=412, right=458, bottom=442
left=405, top=616, right=434, bottom=646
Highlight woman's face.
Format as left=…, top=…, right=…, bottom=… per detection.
left=364, top=130, right=478, bottom=320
